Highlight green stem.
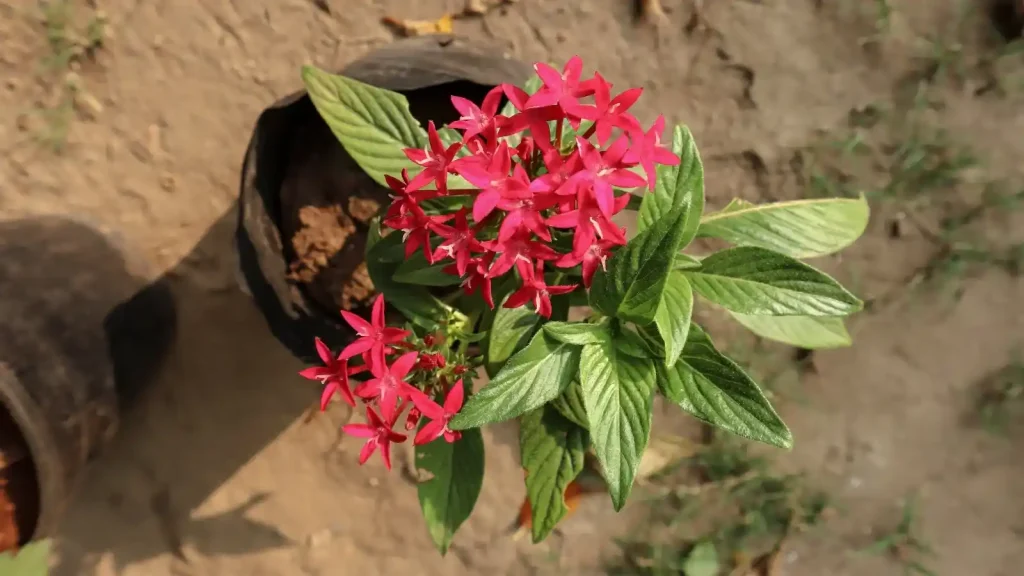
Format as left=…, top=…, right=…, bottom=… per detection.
left=581, top=122, right=597, bottom=141
left=457, top=308, right=483, bottom=356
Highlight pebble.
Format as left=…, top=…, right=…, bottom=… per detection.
left=129, top=141, right=152, bottom=163
left=305, top=528, right=335, bottom=548
left=159, top=173, right=176, bottom=193
left=75, top=90, right=105, bottom=120
left=148, top=124, right=164, bottom=158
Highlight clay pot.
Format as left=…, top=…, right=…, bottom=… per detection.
left=0, top=217, right=176, bottom=548
left=234, top=35, right=532, bottom=364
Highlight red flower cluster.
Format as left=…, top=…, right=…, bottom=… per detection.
left=384, top=56, right=679, bottom=316
left=299, top=295, right=466, bottom=470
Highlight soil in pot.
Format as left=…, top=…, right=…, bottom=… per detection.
left=0, top=403, right=38, bottom=553
left=281, top=80, right=495, bottom=315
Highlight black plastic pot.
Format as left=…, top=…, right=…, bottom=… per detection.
left=0, top=217, right=176, bottom=547
left=989, top=0, right=1024, bottom=40
left=234, top=35, right=532, bottom=364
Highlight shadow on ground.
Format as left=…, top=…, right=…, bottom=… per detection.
left=46, top=210, right=315, bottom=575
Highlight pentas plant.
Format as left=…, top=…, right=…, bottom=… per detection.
left=299, top=56, right=870, bottom=554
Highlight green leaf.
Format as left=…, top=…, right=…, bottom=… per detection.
left=0, top=539, right=50, bottom=576
left=730, top=313, right=852, bottom=349
left=616, top=325, right=655, bottom=359
left=519, top=406, right=589, bottom=542
left=543, top=318, right=612, bottom=346
left=675, top=253, right=702, bottom=270
left=485, top=302, right=541, bottom=377
left=697, top=196, right=870, bottom=258
left=366, top=228, right=408, bottom=263
left=451, top=331, right=580, bottom=430
left=590, top=205, right=693, bottom=324
left=366, top=219, right=466, bottom=330
left=392, top=253, right=462, bottom=286
left=416, top=428, right=485, bottom=555
left=683, top=541, right=720, bottom=576
left=657, top=324, right=792, bottom=448
left=686, top=246, right=862, bottom=316
left=436, top=126, right=472, bottom=158
left=419, top=195, right=475, bottom=214
left=302, top=66, right=425, bottom=188
left=550, top=380, right=589, bottom=428
left=654, top=271, right=694, bottom=368
left=579, top=339, right=655, bottom=510
left=637, top=125, right=705, bottom=249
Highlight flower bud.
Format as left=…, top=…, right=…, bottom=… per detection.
left=405, top=406, right=422, bottom=431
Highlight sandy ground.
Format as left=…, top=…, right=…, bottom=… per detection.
left=1, top=0, right=1022, bottom=574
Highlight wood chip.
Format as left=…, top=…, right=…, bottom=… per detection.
left=464, top=0, right=487, bottom=16
left=382, top=14, right=454, bottom=37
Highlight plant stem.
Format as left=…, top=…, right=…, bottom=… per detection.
left=581, top=122, right=597, bottom=140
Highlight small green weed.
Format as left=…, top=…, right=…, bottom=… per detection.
left=35, top=0, right=107, bottom=152
left=975, top=359, right=1024, bottom=434
left=859, top=495, right=937, bottom=576
left=610, top=436, right=831, bottom=575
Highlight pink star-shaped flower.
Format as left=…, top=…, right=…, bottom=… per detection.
left=384, top=168, right=437, bottom=223
left=354, top=351, right=420, bottom=422
left=449, top=85, right=505, bottom=142
left=527, top=56, right=595, bottom=124
left=298, top=337, right=356, bottom=409
left=571, top=136, right=647, bottom=217
left=576, top=72, right=643, bottom=145
left=547, top=185, right=629, bottom=259
left=455, top=143, right=534, bottom=223
left=431, top=208, right=485, bottom=277
left=623, top=115, right=680, bottom=191
left=484, top=230, right=560, bottom=279
left=407, top=379, right=466, bottom=445
left=342, top=406, right=407, bottom=470
left=405, top=121, right=462, bottom=194
left=451, top=253, right=496, bottom=308
left=529, top=148, right=584, bottom=198
left=504, top=262, right=577, bottom=318
left=555, top=239, right=617, bottom=288
left=383, top=202, right=453, bottom=263
left=338, top=294, right=411, bottom=373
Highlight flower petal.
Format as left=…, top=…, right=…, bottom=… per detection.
left=414, top=420, right=446, bottom=446
left=379, top=439, right=393, bottom=470
left=340, top=311, right=373, bottom=335
left=314, top=337, right=333, bottom=365
left=407, top=386, right=444, bottom=419
left=504, top=285, right=534, bottom=309
left=450, top=96, right=478, bottom=118
left=338, top=338, right=374, bottom=360
left=298, top=366, right=328, bottom=380
left=358, top=439, right=377, bottom=465
left=444, top=380, right=465, bottom=412
left=390, top=351, right=421, bottom=379
left=482, top=85, right=504, bottom=116
left=342, top=423, right=376, bottom=439
left=472, top=190, right=500, bottom=223
left=371, top=294, right=386, bottom=328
